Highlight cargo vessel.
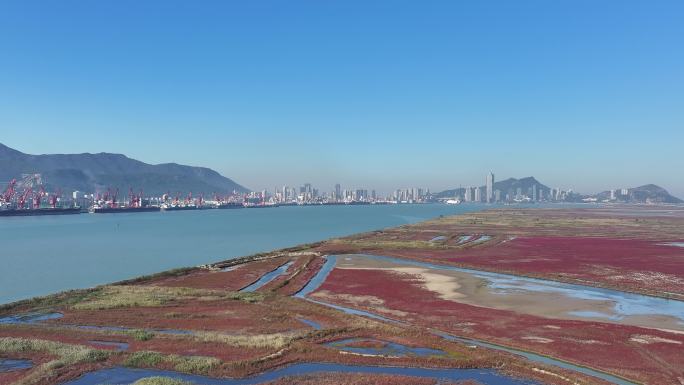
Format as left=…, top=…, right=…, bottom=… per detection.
left=215, top=202, right=244, bottom=209
left=89, top=206, right=161, bottom=214
left=160, top=204, right=200, bottom=211
left=0, top=207, right=82, bottom=217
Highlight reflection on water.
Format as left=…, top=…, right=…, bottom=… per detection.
left=88, top=340, right=129, bottom=351
left=240, top=261, right=293, bottom=292
left=297, top=318, right=322, bottom=330
left=0, top=312, right=63, bottom=324
left=295, top=256, right=337, bottom=298
left=0, top=359, right=33, bottom=372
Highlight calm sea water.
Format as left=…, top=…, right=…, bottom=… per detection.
left=0, top=203, right=490, bottom=304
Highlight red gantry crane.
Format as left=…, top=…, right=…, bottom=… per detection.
left=48, top=189, right=61, bottom=208
left=2, top=179, right=17, bottom=203
left=18, top=188, right=32, bottom=209
left=111, top=188, right=119, bottom=208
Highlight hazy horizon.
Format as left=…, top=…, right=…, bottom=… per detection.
left=2, top=2, right=683, bottom=197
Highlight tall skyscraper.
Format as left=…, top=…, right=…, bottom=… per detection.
left=486, top=172, right=494, bottom=203
left=474, top=186, right=481, bottom=202
left=334, top=184, right=341, bottom=202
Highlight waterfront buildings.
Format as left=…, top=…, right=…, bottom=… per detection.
left=486, top=172, right=494, bottom=203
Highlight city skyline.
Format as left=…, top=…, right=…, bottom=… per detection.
left=1, top=141, right=678, bottom=199
left=2, top=2, right=683, bottom=197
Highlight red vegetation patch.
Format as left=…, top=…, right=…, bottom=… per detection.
left=56, top=300, right=303, bottom=334
left=399, top=236, right=684, bottom=296
left=127, top=336, right=267, bottom=362
left=315, top=268, right=684, bottom=385
left=264, top=372, right=476, bottom=385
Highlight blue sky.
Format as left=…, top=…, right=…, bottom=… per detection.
left=1, top=1, right=683, bottom=196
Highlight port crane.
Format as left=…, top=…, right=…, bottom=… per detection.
left=129, top=188, right=140, bottom=208
left=111, top=188, right=119, bottom=208
left=18, top=188, right=32, bottom=209
left=1, top=179, right=17, bottom=203
left=31, top=186, right=45, bottom=209
left=48, top=189, right=61, bottom=208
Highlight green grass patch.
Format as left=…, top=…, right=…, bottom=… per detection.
left=193, top=331, right=296, bottom=349
left=125, top=351, right=220, bottom=375
left=133, top=330, right=154, bottom=341
left=72, top=285, right=264, bottom=310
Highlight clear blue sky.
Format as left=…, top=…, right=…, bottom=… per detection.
left=1, top=1, right=683, bottom=196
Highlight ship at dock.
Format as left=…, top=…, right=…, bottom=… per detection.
left=160, top=203, right=201, bottom=211
left=89, top=188, right=160, bottom=213
left=0, top=207, right=81, bottom=216
left=215, top=201, right=244, bottom=209
left=90, top=205, right=160, bottom=214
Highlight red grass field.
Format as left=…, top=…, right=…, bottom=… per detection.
left=314, top=267, right=684, bottom=385
left=380, top=236, right=684, bottom=298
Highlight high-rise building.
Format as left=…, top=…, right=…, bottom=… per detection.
left=532, top=184, right=537, bottom=202
left=334, top=184, right=341, bottom=202
left=474, top=187, right=481, bottom=202
left=486, top=172, right=494, bottom=203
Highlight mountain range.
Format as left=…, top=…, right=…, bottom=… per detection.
left=594, top=184, right=683, bottom=204
left=0, top=143, right=248, bottom=196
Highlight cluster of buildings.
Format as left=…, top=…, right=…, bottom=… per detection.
left=458, top=172, right=573, bottom=204
left=260, top=183, right=431, bottom=205
left=609, top=189, right=630, bottom=201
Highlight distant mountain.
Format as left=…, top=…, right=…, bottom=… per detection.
left=0, top=143, right=249, bottom=195
left=435, top=176, right=550, bottom=199
left=595, top=184, right=682, bottom=204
